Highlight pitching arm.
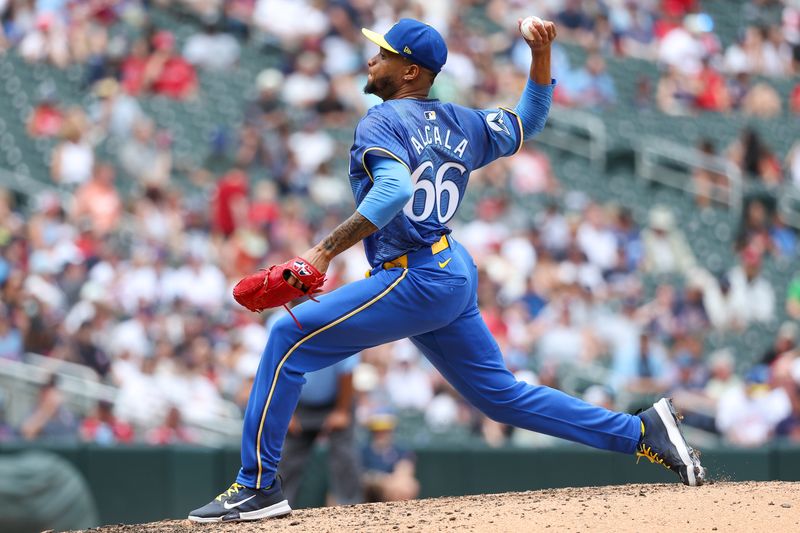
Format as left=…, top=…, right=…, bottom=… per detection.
left=513, top=18, right=557, bottom=140
left=295, top=154, right=411, bottom=278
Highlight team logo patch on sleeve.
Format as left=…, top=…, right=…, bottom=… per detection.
left=486, top=111, right=511, bottom=135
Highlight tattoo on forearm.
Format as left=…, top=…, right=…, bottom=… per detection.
left=321, top=212, right=378, bottom=256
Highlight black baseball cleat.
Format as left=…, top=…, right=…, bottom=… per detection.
left=187, top=478, right=291, bottom=523
left=636, top=398, right=706, bottom=486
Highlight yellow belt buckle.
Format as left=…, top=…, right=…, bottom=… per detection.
left=431, top=235, right=449, bottom=254
left=383, top=255, right=408, bottom=269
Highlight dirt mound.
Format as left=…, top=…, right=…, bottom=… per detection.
left=81, top=482, right=798, bottom=533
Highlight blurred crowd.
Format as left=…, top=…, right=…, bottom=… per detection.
left=0, top=0, right=799, bottom=456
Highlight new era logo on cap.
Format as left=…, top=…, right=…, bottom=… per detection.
left=404, top=46, right=412, bottom=54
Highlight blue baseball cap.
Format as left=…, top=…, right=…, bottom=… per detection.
left=362, top=18, right=448, bottom=73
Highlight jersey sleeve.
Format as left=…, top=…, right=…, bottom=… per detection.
left=352, top=109, right=412, bottom=181
left=464, top=106, right=524, bottom=169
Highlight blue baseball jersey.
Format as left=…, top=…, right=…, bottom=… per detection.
left=348, top=99, right=523, bottom=267
left=234, top=87, right=645, bottom=497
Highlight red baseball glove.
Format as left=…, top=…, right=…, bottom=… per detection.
left=232, top=257, right=326, bottom=326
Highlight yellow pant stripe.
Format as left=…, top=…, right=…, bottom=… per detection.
left=255, top=268, right=409, bottom=488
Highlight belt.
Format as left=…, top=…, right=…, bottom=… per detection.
left=366, top=235, right=450, bottom=277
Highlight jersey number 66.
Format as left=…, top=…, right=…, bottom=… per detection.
left=403, top=161, right=467, bottom=224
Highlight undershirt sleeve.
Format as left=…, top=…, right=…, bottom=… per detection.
left=513, top=78, right=556, bottom=140
left=356, top=154, right=413, bottom=229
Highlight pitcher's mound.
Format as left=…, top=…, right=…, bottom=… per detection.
left=84, top=481, right=798, bottom=533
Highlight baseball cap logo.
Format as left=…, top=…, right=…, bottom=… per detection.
left=404, top=45, right=412, bottom=54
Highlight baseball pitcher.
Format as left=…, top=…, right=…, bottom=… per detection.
left=189, top=16, right=705, bottom=523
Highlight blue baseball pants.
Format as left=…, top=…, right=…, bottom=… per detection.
left=236, top=237, right=642, bottom=489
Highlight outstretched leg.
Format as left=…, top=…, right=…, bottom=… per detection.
left=411, top=304, right=643, bottom=454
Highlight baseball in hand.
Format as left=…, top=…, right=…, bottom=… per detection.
left=520, top=16, right=544, bottom=41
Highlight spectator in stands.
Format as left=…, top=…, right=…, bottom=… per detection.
left=727, top=246, right=776, bottom=326
left=727, top=127, right=783, bottom=186
left=282, top=51, right=330, bottom=110
left=211, top=166, right=249, bottom=237
left=673, top=347, right=740, bottom=432
left=560, top=53, right=616, bottom=109
left=50, top=110, right=94, bottom=187
left=610, top=0, right=657, bottom=58
left=384, top=341, right=433, bottom=413
left=742, top=81, right=781, bottom=118
left=537, top=201, right=570, bottom=258
left=703, top=349, right=742, bottom=403
left=361, top=413, right=419, bottom=503
left=673, top=279, right=711, bottom=336
left=118, top=117, right=172, bottom=189
left=770, top=212, right=797, bottom=257
left=79, top=399, right=133, bottom=445
left=786, top=140, right=800, bottom=189
left=19, top=375, right=78, bottom=442
left=774, top=357, right=800, bottom=441
left=253, top=0, right=328, bottom=44
left=786, top=274, right=800, bottom=320
left=555, top=0, right=594, bottom=44
left=727, top=71, right=751, bottom=110
left=667, top=345, right=710, bottom=396
left=507, top=146, right=558, bottom=195
left=67, top=315, right=110, bottom=375
left=19, top=12, right=69, bottom=68
left=693, top=57, right=730, bottom=112
left=736, top=198, right=774, bottom=257
left=656, top=65, right=694, bottom=115
left=147, top=30, right=198, bottom=100
left=641, top=206, right=696, bottom=275
left=724, top=28, right=756, bottom=76
left=246, top=68, right=286, bottom=131
left=26, top=83, right=63, bottom=137
left=658, top=13, right=712, bottom=76
left=0, top=302, right=22, bottom=361
left=716, top=367, right=792, bottom=447
left=704, top=270, right=743, bottom=331
left=763, top=25, right=792, bottom=77
left=576, top=202, right=617, bottom=272
left=183, top=19, right=240, bottom=71
left=761, top=321, right=798, bottom=367
left=146, top=405, right=195, bottom=445
left=0, top=392, right=15, bottom=442
left=121, top=37, right=150, bottom=96
left=71, top=162, right=122, bottom=236
left=692, top=139, right=729, bottom=208
left=88, top=77, right=144, bottom=139
left=611, top=331, right=673, bottom=394
left=791, top=82, right=800, bottom=113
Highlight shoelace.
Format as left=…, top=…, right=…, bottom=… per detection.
left=636, top=444, right=671, bottom=471
left=215, top=482, right=245, bottom=501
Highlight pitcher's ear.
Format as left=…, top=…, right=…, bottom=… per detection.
left=403, top=63, right=421, bottom=82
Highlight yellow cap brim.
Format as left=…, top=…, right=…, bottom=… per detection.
left=361, top=28, right=399, bottom=54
